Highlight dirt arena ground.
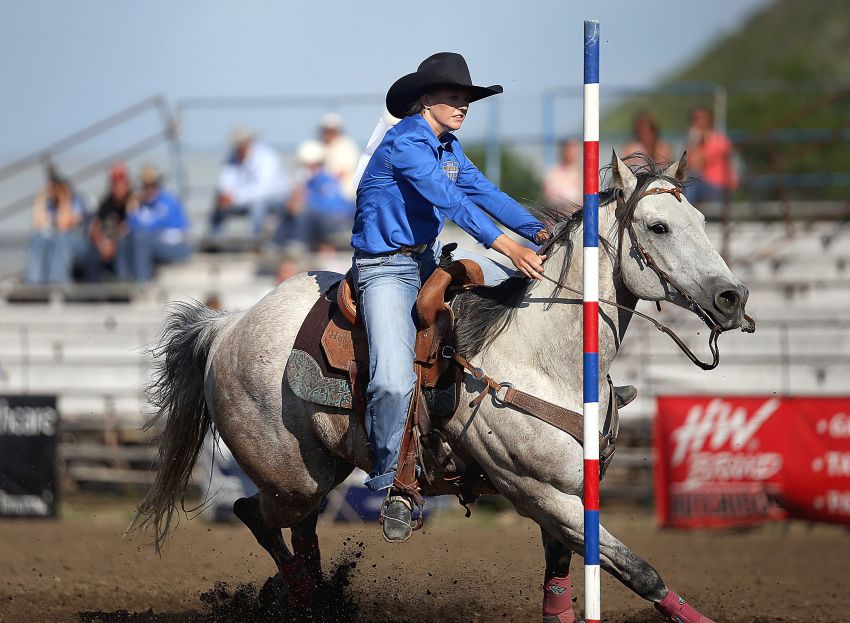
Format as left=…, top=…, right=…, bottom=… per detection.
left=0, top=498, right=847, bottom=623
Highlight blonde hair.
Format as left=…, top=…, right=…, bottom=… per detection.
left=404, top=91, right=434, bottom=117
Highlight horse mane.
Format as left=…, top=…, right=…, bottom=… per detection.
left=451, top=153, right=687, bottom=360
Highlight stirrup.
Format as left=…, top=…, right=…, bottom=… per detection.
left=379, top=491, right=424, bottom=543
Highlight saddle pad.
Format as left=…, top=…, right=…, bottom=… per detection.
left=285, top=348, right=354, bottom=409
left=285, top=348, right=459, bottom=416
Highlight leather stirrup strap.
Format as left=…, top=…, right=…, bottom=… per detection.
left=392, top=367, right=424, bottom=512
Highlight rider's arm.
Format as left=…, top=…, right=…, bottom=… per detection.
left=455, top=150, right=544, bottom=244
left=390, top=135, right=504, bottom=248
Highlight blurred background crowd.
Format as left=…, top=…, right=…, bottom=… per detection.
left=21, top=104, right=738, bottom=288
left=23, top=112, right=363, bottom=287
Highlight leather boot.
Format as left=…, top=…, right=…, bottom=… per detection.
left=381, top=491, right=413, bottom=543
left=614, top=384, right=637, bottom=408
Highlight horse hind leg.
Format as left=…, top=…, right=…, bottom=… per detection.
left=541, top=528, right=577, bottom=623
left=291, top=508, right=321, bottom=586
left=234, top=494, right=293, bottom=570
left=233, top=494, right=322, bottom=606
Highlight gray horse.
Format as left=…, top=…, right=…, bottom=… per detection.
left=134, top=153, right=749, bottom=623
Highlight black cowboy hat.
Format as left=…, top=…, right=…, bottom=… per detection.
left=386, top=52, right=503, bottom=119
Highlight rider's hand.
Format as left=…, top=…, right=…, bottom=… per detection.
left=491, top=234, right=546, bottom=280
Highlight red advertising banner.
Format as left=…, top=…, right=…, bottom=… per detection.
left=654, top=396, right=850, bottom=528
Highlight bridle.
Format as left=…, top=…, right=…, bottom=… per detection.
left=537, top=184, right=755, bottom=371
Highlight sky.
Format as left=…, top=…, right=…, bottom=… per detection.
left=0, top=0, right=770, bottom=159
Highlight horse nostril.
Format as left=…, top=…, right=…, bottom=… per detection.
left=716, top=289, right=741, bottom=313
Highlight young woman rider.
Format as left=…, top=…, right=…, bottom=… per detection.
left=352, top=52, right=550, bottom=542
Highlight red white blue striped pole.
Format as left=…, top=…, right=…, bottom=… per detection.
left=582, top=18, right=601, bottom=623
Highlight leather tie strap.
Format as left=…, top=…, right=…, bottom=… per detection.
left=501, top=387, right=586, bottom=448
left=450, top=352, right=606, bottom=453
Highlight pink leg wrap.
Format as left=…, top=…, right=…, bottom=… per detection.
left=292, top=533, right=321, bottom=578
left=655, top=590, right=716, bottom=623
left=542, top=574, right=577, bottom=622
left=280, top=534, right=322, bottom=607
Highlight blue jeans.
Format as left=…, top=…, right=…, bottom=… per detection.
left=279, top=210, right=352, bottom=249
left=685, top=178, right=726, bottom=204
left=116, top=230, right=191, bottom=282
left=352, top=240, right=512, bottom=491
left=210, top=198, right=281, bottom=239
left=26, top=230, right=87, bottom=285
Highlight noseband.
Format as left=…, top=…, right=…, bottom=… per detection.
left=538, top=184, right=754, bottom=371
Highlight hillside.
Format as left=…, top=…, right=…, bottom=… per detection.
left=674, top=0, right=850, bottom=84
left=603, top=0, right=850, bottom=200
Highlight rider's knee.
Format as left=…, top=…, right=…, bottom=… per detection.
left=370, top=372, right=415, bottom=406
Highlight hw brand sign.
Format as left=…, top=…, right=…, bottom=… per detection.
left=654, top=396, right=850, bottom=528
left=0, top=395, right=59, bottom=518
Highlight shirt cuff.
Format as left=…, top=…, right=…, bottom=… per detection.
left=517, top=222, right=545, bottom=244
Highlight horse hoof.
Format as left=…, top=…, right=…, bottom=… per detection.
left=655, top=590, right=715, bottom=623
left=279, top=559, right=322, bottom=608
left=258, top=573, right=286, bottom=609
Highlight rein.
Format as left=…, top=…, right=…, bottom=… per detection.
left=537, top=185, right=753, bottom=372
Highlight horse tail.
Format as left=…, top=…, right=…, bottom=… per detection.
left=131, top=300, right=231, bottom=552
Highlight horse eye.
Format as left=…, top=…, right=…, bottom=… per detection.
left=648, top=223, right=668, bottom=234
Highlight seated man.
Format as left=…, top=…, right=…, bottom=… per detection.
left=210, top=127, right=290, bottom=242
left=117, top=165, right=191, bottom=282
left=277, top=140, right=354, bottom=253
left=26, top=168, right=88, bottom=285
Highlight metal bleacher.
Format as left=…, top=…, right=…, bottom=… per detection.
left=0, top=220, right=848, bottom=494
left=1, top=219, right=847, bottom=419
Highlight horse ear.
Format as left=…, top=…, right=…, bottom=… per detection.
left=610, top=150, right=637, bottom=195
left=663, top=151, right=688, bottom=182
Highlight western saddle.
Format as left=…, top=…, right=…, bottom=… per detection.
left=286, top=244, right=625, bottom=522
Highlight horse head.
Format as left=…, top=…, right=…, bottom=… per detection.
left=610, top=151, right=749, bottom=332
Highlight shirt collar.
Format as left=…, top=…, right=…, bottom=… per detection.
left=409, top=114, right=458, bottom=151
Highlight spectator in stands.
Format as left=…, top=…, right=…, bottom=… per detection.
left=281, top=140, right=354, bottom=252
left=318, top=113, right=360, bottom=201
left=622, top=110, right=672, bottom=165
left=85, top=163, right=134, bottom=281
left=210, top=127, right=290, bottom=242
left=26, top=167, right=88, bottom=285
left=542, top=138, right=583, bottom=209
left=685, top=105, right=738, bottom=204
left=117, top=165, right=190, bottom=282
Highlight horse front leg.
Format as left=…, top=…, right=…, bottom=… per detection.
left=529, top=487, right=716, bottom=623
left=541, top=528, right=577, bottom=623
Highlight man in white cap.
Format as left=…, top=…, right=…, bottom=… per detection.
left=211, top=127, right=290, bottom=243
left=318, top=113, right=360, bottom=202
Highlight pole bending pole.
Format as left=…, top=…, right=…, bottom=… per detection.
left=582, top=18, right=601, bottom=623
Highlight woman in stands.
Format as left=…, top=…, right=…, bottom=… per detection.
left=352, top=52, right=549, bottom=542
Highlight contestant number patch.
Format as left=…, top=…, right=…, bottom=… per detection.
left=442, top=160, right=460, bottom=182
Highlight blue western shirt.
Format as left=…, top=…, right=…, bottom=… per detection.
left=351, top=114, right=543, bottom=254
left=306, top=170, right=354, bottom=216
left=128, top=191, right=189, bottom=233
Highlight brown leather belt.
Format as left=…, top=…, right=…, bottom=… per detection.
left=393, top=242, right=431, bottom=256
